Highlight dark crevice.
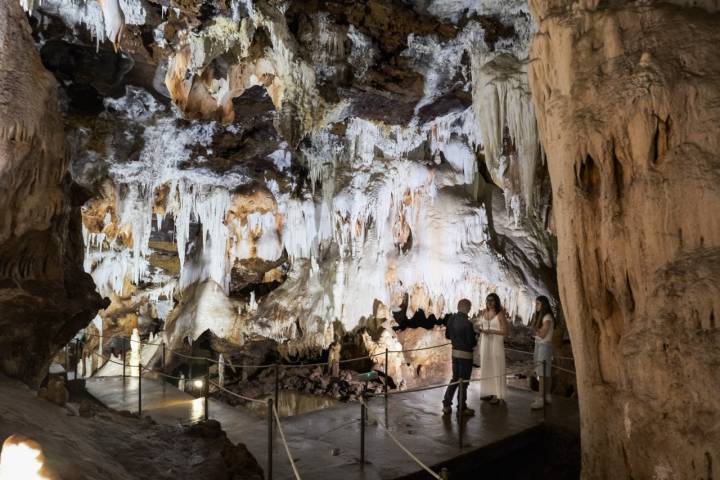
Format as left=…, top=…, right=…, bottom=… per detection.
left=650, top=114, right=671, bottom=166
left=611, top=140, right=624, bottom=202
left=578, top=154, right=601, bottom=201
left=625, top=272, right=635, bottom=313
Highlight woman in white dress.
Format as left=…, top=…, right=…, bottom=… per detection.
left=476, top=293, right=508, bottom=404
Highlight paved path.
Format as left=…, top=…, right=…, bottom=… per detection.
left=86, top=376, right=576, bottom=480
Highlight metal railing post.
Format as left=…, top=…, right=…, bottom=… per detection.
left=360, top=395, right=366, bottom=467
left=138, top=365, right=142, bottom=416
left=65, top=345, right=69, bottom=374
left=204, top=359, right=210, bottom=421
left=161, top=342, right=166, bottom=370
left=75, top=338, right=80, bottom=379
left=122, top=341, right=126, bottom=380
left=458, top=379, right=465, bottom=449
left=274, top=363, right=280, bottom=407
left=384, top=347, right=389, bottom=399
left=542, top=360, right=547, bottom=421
left=267, top=398, right=274, bottom=480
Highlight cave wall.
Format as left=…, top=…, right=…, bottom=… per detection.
left=529, top=0, right=720, bottom=477
left=0, top=0, right=104, bottom=385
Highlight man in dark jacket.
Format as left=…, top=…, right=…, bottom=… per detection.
left=442, top=299, right=476, bottom=417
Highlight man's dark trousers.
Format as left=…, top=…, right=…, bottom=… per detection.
left=443, top=356, right=473, bottom=408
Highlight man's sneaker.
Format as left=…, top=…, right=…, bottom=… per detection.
left=442, top=405, right=452, bottom=415
left=456, top=407, right=475, bottom=417
left=530, top=398, right=544, bottom=410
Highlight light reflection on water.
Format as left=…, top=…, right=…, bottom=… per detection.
left=242, top=390, right=341, bottom=418
left=190, top=397, right=205, bottom=423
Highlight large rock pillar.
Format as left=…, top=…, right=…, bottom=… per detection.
left=528, top=1, right=720, bottom=477
left=0, top=1, right=104, bottom=385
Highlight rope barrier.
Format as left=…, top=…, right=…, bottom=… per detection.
left=360, top=397, right=442, bottom=479
left=209, top=381, right=267, bottom=404
left=551, top=365, right=577, bottom=375
left=377, top=380, right=460, bottom=397
left=273, top=405, right=302, bottom=480
left=170, top=350, right=213, bottom=361
left=90, top=350, right=125, bottom=367
left=77, top=330, right=576, bottom=380
left=385, top=342, right=451, bottom=354
left=504, top=347, right=575, bottom=362
left=79, top=330, right=165, bottom=345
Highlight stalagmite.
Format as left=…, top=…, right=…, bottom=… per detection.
left=218, top=354, right=225, bottom=387
left=129, top=328, right=141, bottom=377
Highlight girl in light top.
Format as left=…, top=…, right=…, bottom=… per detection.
left=476, top=293, right=508, bottom=405
left=531, top=296, right=554, bottom=410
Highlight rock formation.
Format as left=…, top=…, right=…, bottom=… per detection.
left=529, top=0, right=720, bottom=477
left=19, top=0, right=558, bottom=371
left=0, top=0, right=104, bottom=385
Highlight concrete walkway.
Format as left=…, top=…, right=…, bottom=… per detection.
left=86, top=376, right=576, bottom=480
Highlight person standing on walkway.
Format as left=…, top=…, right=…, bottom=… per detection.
left=530, top=296, right=554, bottom=410
left=477, top=293, right=508, bottom=405
left=442, top=299, right=476, bottom=417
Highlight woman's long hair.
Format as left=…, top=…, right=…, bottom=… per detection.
left=532, top=295, right=554, bottom=329
left=486, top=293, right=502, bottom=314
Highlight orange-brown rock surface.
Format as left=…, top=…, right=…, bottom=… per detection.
left=0, top=0, right=104, bottom=386
left=529, top=1, right=720, bottom=477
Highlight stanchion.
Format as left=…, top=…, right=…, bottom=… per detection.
left=138, top=366, right=142, bottom=416
left=122, top=342, right=126, bottom=380
left=360, top=395, right=366, bottom=467
left=440, top=467, right=450, bottom=479
left=64, top=346, right=69, bottom=374
left=458, top=379, right=464, bottom=449
left=161, top=342, right=166, bottom=370
left=384, top=348, right=389, bottom=403
left=267, top=398, right=274, bottom=480
left=542, top=360, right=547, bottom=421
left=75, top=338, right=81, bottom=379
left=204, top=359, right=210, bottom=421
left=274, top=363, right=280, bottom=407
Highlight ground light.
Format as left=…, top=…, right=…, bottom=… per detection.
left=0, top=435, right=50, bottom=480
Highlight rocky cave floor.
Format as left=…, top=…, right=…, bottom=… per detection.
left=0, top=375, right=263, bottom=480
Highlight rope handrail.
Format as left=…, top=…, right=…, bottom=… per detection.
left=551, top=365, right=576, bottom=375
left=209, top=381, right=267, bottom=404
left=360, top=397, right=442, bottom=479
left=504, top=347, right=575, bottom=362
left=370, top=362, right=542, bottom=398
left=273, top=405, right=302, bottom=480
left=76, top=330, right=576, bottom=376
left=384, top=342, right=451, bottom=354
left=374, top=380, right=460, bottom=397
left=75, top=330, right=165, bottom=345
left=171, top=350, right=214, bottom=361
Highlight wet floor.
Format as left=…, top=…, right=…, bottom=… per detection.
left=243, top=390, right=342, bottom=418
left=86, top=376, right=578, bottom=480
